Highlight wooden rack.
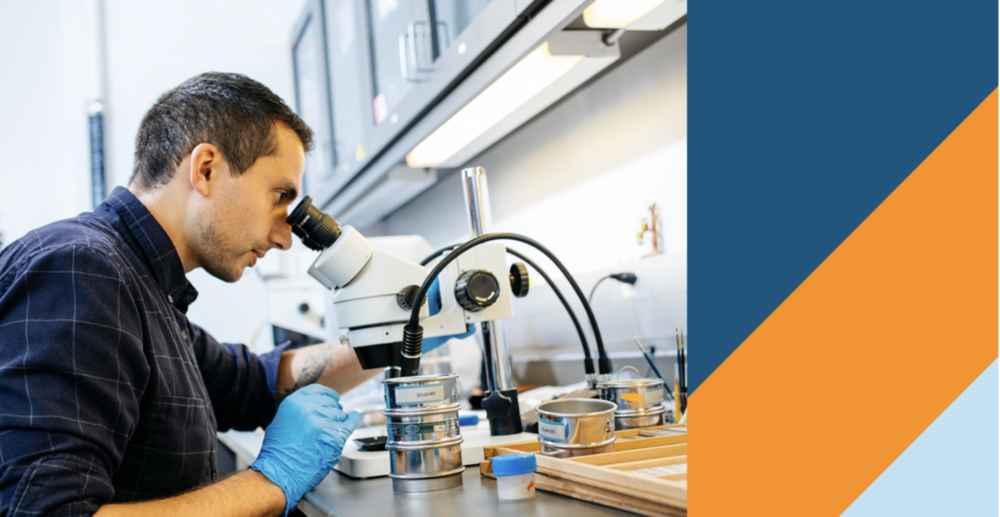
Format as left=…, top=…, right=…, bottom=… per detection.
left=480, top=424, right=687, bottom=517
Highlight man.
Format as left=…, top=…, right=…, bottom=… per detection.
left=0, top=73, right=385, bottom=516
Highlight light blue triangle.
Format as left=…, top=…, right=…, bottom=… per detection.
left=841, top=359, right=998, bottom=516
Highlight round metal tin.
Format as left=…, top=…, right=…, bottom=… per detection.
left=598, top=376, right=668, bottom=430
left=598, top=377, right=666, bottom=411
left=535, top=398, right=617, bottom=458
left=614, top=405, right=667, bottom=430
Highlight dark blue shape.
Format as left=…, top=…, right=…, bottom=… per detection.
left=689, top=1, right=997, bottom=393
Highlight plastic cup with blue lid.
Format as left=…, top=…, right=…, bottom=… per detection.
left=492, top=453, right=537, bottom=501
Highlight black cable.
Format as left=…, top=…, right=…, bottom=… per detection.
left=588, top=272, right=638, bottom=303
left=420, top=245, right=457, bottom=266
left=588, top=275, right=614, bottom=303
left=402, top=233, right=610, bottom=376
left=505, top=247, right=595, bottom=376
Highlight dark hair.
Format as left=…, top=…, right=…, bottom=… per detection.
left=130, top=72, right=313, bottom=190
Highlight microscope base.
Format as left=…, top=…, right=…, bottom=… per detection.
left=483, top=389, right=523, bottom=436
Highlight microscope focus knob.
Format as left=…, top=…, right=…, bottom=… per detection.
left=509, top=262, right=529, bottom=298
left=454, top=270, right=500, bottom=312
left=396, top=285, right=423, bottom=311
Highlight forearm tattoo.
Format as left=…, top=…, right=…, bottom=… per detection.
left=279, top=343, right=335, bottom=401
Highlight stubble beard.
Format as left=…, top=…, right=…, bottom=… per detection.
left=198, top=217, right=253, bottom=283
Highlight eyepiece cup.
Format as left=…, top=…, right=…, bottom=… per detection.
left=287, top=196, right=341, bottom=251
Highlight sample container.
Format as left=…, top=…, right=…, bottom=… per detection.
left=383, top=373, right=465, bottom=492
left=493, top=453, right=537, bottom=501
left=535, top=398, right=617, bottom=458
left=598, top=371, right=668, bottom=430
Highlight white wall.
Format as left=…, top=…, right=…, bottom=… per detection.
left=0, top=1, right=93, bottom=249
left=100, top=0, right=308, bottom=344
left=0, top=0, right=306, bottom=345
left=381, top=24, right=688, bottom=273
left=102, top=0, right=306, bottom=188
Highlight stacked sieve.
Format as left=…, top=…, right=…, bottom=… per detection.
left=382, top=373, right=464, bottom=492
left=598, top=366, right=668, bottom=430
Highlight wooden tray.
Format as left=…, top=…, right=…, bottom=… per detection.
left=480, top=424, right=687, bottom=517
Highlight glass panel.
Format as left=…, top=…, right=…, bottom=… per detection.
left=327, top=0, right=370, bottom=179
left=293, top=11, right=336, bottom=189
left=366, top=0, right=432, bottom=125
left=430, top=0, right=493, bottom=55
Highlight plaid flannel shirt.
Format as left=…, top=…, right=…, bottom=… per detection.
left=0, top=187, right=286, bottom=516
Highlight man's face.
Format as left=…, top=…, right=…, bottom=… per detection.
left=194, top=124, right=305, bottom=282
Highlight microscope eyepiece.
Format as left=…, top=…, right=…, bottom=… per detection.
left=287, top=196, right=341, bottom=251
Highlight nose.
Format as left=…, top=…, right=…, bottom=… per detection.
left=271, top=214, right=293, bottom=251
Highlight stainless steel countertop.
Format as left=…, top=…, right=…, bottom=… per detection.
left=299, top=468, right=638, bottom=517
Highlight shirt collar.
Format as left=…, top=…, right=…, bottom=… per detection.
left=97, top=186, right=199, bottom=312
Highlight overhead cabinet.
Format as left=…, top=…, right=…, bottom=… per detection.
left=293, top=0, right=686, bottom=227
left=291, top=2, right=337, bottom=202
left=293, top=0, right=522, bottom=207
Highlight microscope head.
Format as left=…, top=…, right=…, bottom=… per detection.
left=286, top=197, right=426, bottom=371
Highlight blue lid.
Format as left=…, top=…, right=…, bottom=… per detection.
left=458, top=414, right=480, bottom=426
left=492, top=453, right=537, bottom=476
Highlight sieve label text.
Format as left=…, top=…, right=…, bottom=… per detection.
left=395, top=383, right=445, bottom=405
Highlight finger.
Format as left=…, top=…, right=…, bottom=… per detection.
left=324, top=412, right=360, bottom=442
left=312, top=405, right=349, bottom=422
left=327, top=411, right=360, bottom=436
left=328, top=421, right=357, bottom=447
left=344, top=411, right=361, bottom=432
left=322, top=428, right=354, bottom=459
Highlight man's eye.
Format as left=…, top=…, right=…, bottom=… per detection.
left=276, top=192, right=287, bottom=202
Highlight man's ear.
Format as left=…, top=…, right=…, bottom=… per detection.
left=189, top=143, right=224, bottom=197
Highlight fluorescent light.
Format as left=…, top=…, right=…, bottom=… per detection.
left=406, top=42, right=584, bottom=168
left=583, top=0, right=668, bottom=29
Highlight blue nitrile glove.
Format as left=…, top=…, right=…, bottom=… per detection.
left=250, top=384, right=360, bottom=516
left=423, top=277, right=476, bottom=353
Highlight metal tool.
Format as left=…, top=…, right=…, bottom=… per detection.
left=632, top=334, right=665, bottom=382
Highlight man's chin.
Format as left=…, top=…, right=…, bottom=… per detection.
left=202, top=262, right=244, bottom=283
left=227, top=269, right=245, bottom=283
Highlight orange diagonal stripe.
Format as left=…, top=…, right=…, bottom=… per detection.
left=690, top=88, right=998, bottom=516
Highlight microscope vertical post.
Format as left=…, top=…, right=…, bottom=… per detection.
left=461, top=167, right=522, bottom=435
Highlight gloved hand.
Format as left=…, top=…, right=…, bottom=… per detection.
left=422, top=277, right=476, bottom=354
left=250, top=384, right=360, bottom=516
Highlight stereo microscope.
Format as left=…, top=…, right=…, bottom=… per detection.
left=286, top=167, right=612, bottom=437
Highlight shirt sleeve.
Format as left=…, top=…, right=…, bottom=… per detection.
left=0, top=244, right=149, bottom=516
left=188, top=322, right=288, bottom=432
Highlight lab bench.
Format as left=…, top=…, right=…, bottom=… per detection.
left=218, top=430, right=637, bottom=517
